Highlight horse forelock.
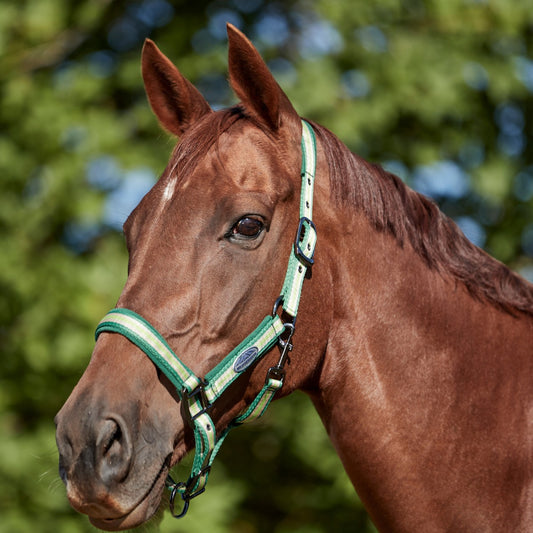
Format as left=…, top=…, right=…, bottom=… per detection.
left=309, top=120, right=533, bottom=317
left=167, top=106, right=275, bottom=186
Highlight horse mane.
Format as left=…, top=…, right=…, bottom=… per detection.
left=309, top=120, right=533, bottom=317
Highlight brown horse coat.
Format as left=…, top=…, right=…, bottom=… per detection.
left=56, top=24, right=533, bottom=532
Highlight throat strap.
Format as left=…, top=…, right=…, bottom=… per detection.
left=94, top=120, right=317, bottom=517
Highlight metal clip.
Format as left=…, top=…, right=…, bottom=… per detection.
left=266, top=365, right=286, bottom=384
left=268, top=321, right=295, bottom=383
left=278, top=322, right=294, bottom=360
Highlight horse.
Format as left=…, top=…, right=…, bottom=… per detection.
left=55, top=24, right=533, bottom=532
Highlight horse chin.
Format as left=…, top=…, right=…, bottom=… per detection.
left=87, top=459, right=169, bottom=532
left=86, top=439, right=190, bottom=532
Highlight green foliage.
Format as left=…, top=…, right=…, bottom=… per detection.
left=1, top=0, right=532, bottom=531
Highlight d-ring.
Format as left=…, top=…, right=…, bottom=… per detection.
left=168, top=481, right=190, bottom=519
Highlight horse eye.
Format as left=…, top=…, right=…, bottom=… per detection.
left=231, top=217, right=264, bottom=239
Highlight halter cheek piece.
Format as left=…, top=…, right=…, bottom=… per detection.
left=94, top=121, right=317, bottom=518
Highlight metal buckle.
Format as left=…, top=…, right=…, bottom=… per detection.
left=185, top=466, right=211, bottom=499
left=181, top=380, right=211, bottom=428
left=294, top=217, right=316, bottom=269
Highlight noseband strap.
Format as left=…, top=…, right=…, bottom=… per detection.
left=94, top=120, right=317, bottom=517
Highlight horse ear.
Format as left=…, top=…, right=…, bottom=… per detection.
left=227, top=24, right=299, bottom=132
left=141, top=39, right=212, bottom=137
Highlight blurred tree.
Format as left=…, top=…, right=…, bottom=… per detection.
left=301, top=0, right=533, bottom=272
left=1, top=0, right=531, bottom=532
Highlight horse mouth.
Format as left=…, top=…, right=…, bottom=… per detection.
left=88, top=454, right=171, bottom=531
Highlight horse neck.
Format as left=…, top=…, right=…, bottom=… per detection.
left=311, top=213, right=533, bottom=531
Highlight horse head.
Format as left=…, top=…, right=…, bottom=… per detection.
left=55, top=21, right=533, bottom=532
left=55, top=25, right=332, bottom=530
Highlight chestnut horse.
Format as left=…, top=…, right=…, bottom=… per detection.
left=55, top=24, right=533, bottom=532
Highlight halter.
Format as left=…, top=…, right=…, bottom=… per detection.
left=94, top=120, right=317, bottom=518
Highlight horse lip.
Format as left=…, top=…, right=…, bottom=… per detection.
left=86, top=427, right=189, bottom=530
left=88, top=454, right=171, bottom=531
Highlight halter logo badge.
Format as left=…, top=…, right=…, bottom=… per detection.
left=233, top=346, right=259, bottom=373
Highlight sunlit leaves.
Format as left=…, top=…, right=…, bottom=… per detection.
left=2, top=1, right=533, bottom=532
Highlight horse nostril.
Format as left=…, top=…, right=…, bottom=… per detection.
left=102, top=420, right=122, bottom=456
left=96, top=416, right=133, bottom=485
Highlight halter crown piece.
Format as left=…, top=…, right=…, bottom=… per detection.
left=95, top=120, right=317, bottom=518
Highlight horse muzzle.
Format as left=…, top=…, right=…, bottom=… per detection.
left=56, top=329, right=191, bottom=525
left=55, top=382, right=177, bottom=530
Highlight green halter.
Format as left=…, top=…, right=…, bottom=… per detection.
left=94, top=120, right=317, bottom=518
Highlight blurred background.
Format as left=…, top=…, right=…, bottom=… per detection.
left=1, top=0, right=532, bottom=531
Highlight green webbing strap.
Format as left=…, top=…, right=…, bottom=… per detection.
left=232, top=376, right=284, bottom=425
left=95, top=309, right=286, bottom=499
left=279, top=120, right=317, bottom=317
left=203, top=316, right=285, bottom=403
left=95, top=308, right=217, bottom=500
left=93, top=120, right=317, bottom=517
left=96, top=309, right=200, bottom=393
left=96, top=310, right=284, bottom=402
